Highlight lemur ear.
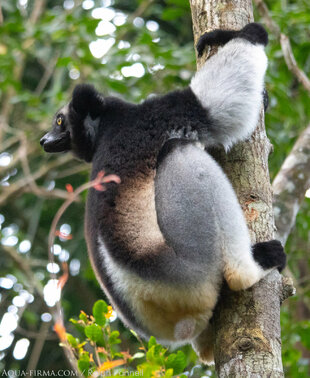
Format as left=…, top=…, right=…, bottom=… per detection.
left=72, top=84, right=104, bottom=119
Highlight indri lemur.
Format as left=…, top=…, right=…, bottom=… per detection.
left=41, top=23, right=286, bottom=363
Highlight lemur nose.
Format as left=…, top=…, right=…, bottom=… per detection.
left=40, top=136, right=46, bottom=146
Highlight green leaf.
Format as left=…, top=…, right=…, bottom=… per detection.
left=163, top=369, right=174, bottom=377
left=79, top=311, right=88, bottom=323
left=92, top=299, right=108, bottom=326
left=148, top=336, right=157, bottom=349
left=162, top=8, right=184, bottom=21
left=66, top=333, right=79, bottom=348
left=146, top=345, right=165, bottom=365
left=56, top=57, right=73, bottom=67
left=78, top=353, right=90, bottom=376
left=109, top=330, right=121, bottom=345
left=84, top=324, right=103, bottom=342
left=69, top=318, right=86, bottom=334
left=298, top=322, right=310, bottom=349
left=165, top=350, right=187, bottom=374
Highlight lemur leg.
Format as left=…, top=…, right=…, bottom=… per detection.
left=210, top=183, right=284, bottom=291
left=190, top=23, right=268, bottom=149
left=192, top=323, right=215, bottom=365
left=221, top=239, right=267, bottom=292
left=223, top=239, right=286, bottom=291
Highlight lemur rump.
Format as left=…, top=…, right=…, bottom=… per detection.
left=41, top=23, right=286, bottom=363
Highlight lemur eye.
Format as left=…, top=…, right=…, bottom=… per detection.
left=56, top=116, right=63, bottom=126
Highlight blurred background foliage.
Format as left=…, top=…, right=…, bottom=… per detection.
left=0, top=0, right=309, bottom=376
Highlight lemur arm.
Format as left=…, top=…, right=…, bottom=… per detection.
left=191, top=23, right=268, bottom=149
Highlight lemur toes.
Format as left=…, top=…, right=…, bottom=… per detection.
left=196, top=23, right=268, bottom=57
left=252, top=240, right=287, bottom=272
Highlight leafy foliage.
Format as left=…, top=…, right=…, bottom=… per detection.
left=67, top=299, right=191, bottom=377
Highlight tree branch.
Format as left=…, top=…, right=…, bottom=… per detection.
left=273, top=124, right=310, bottom=245
left=35, top=53, right=60, bottom=96
left=2, top=245, right=44, bottom=299
left=26, top=320, right=51, bottom=371
left=0, top=154, right=74, bottom=205
left=16, top=325, right=57, bottom=340
left=254, top=0, right=310, bottom=93
left=30, top=0, right=47, bottom=24
left=0, top=0, right=47, bottom=129
left=279, top=34, right=310, bottom=93
left=0, top=1, right=3, bottom=24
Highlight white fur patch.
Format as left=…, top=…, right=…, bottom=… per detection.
left=190, top=39, right=267, bottom=149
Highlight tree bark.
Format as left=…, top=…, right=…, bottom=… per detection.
left=189, top=1, right=294, bottom=376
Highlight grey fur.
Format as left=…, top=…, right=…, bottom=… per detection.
left=155, top=142, right=265, bottom=288
left=191, top=39, right=267, bottom=149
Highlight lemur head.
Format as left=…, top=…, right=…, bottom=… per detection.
left=40, top=105, right=71, bottom=153
left=40, top=84, right=103, bottom=162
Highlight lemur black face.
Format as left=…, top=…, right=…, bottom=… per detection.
left=40, top=107, right=71, bottom=153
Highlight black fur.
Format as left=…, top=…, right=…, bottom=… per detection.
left=72, top=84, right=104, bottom=119
left=252, top=240, right=286, bottom=272
left=83, top=87, right=213, bottom=283
left=85, top=216, right=151, bottom=337
left=76, top=86, right=209, bottom=174
left=239, top=23, right=268, bottom=47
left=196, top=30, right=239, bottom=56
left=197, top=22, right=268, bottom=57
left=68, top=103, right=96, bottom=162
left=263, top=88, right=269, bottom=112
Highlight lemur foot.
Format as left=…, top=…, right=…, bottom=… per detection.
left=252, top=240, right=286, bottom=272
left=224, top=262, right=262, bottom=291
left=196, top=22, right=268, bottom=57
left=70, top=84, right=104, bottom=119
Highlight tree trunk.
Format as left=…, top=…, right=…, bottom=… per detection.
left=189, top=1, right=294, bottom=376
